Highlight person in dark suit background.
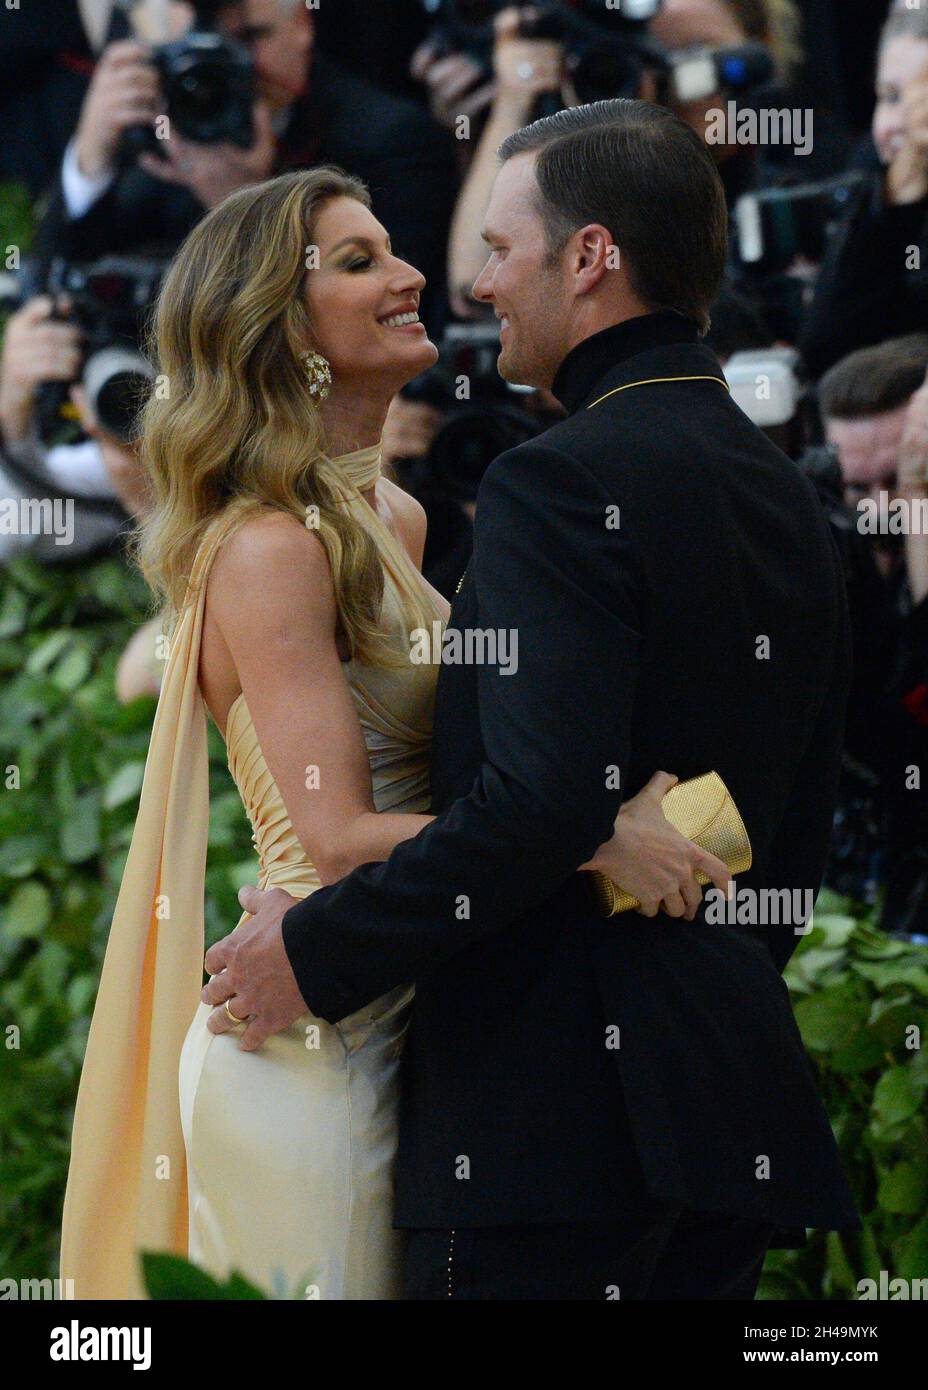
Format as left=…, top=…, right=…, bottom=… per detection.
left=201, top=97, right=858, bottom=1299
left=0, top=0, right=94, bottom=199
left=33, top=0, right=458, bottom=332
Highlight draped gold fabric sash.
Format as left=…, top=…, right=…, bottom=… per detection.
left=60, top=443, right=434, bottom=1299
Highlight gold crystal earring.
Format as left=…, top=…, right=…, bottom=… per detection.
left=299, top=349, right=332, bottom=401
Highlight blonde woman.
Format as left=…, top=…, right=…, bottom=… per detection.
left=59, top=166, right=714, bottom=1300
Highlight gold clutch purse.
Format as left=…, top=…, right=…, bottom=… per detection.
left=587, top=771, right=753, bottom=916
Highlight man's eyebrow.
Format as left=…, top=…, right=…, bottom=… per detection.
left=328, top=235, right=391, bottom=255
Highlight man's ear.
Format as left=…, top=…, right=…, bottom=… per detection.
left=570, top=224, right=616, bottom=295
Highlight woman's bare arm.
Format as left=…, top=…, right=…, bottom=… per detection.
left=206, top=511, right=435, bottom=885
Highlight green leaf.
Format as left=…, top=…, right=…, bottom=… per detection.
left=31, top=940, right=70, bottom=996
left=0, top=833, right=48, bottom=878
left=25, top=630, right=73, bottom=674
left=102, top=761, right=146, bottom=811
left=2, top=881, right=52, bottom=939
left=784, top=946, right=846, bottom=992
left=814, top=886, right=858, bottom=917
left=897, top=1214, right=928, bottom=1283
left=824, top=1231, right=857, bottom=1294
left=60, top=791, right=101, bottom=863
left=871, top=1066, right=927, bottom=1132
left=856, top=961, right=928, bottom=999
left=66, top=975, right=98, bottom=1016
left=794, top=984, right=868, bottom=1051
left=810, top=913, right=858, bottom=948
left=859, top=1220, right=883, bottom=1282
left=51, top=643, right=92, bottom=692
left=877, top=1159, right=928, bottom=1215
left=0, top=585, right=27, bottom=638
left=831, top=1025, right=890, bottom=1075
left=141, top=1251, right=266, bottom=1300
left=141, top=1252, right=227, bottom=1300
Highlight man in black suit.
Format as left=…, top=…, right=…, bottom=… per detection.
left=206, top=97, right=858, bottom=1299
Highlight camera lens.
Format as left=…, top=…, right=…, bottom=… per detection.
left=174, top=62, right=229, bottom=126
left=83, top=348, right=156, bottom=444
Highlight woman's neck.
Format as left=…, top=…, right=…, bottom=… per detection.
left=318, top=386, right=392, bottom=507
left=319, top=387, right=391, bottom=458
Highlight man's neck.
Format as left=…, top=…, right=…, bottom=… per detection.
left=559, top=302, right=656, bottom=370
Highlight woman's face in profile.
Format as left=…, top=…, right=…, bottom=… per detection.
left=873, top=35, right=928, bottom=166
left=302, top=197, right=439, bottom=393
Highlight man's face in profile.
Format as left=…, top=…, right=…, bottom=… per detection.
left=472, top=153, right=570, bottom=392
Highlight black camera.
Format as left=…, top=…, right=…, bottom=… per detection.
left=421, top=1, right=772, bottom=111
left=37, top=256, right=164, bottom=444
left=422, top=0, right=664, bottom=107
left=120, top=25, right=254, bottom=164
left=398, top=322, right=559, bottom=504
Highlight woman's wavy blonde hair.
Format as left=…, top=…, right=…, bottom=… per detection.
left=132, top=165, right=432, bottom=668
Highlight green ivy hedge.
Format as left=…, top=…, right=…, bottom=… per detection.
left=0, top=550, right=926, bottom=1299
left=760, top=891, right=928, bottom=1298
left=0, top=549, right=257, bottom=1284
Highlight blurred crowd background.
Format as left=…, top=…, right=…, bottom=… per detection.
left=1, top=0, right=928, bottom=943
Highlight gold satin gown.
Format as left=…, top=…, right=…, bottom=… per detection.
left=59, top=444, right=445, bottom=1300
left=179, top=569, right=440, bottom=1300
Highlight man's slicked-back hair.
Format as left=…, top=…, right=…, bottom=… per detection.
left=818, top=334, right=928, bottom=421
left=498, top=99, right=729, bottom=335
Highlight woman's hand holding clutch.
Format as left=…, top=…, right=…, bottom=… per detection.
left=579, top=771, right=733, bottom=920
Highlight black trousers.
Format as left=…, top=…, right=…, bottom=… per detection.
left=404, top=1208, right=775, bottom=1300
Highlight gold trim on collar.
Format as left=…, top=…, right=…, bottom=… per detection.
left=586, top=374, right=730, bottom=410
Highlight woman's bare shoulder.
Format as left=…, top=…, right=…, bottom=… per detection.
left=210, top=508, right=331, bottom=586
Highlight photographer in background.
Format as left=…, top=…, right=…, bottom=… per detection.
left=0, top=0, right=96, bottom=199
left=382, top=324, right=561, bottom=597
left=447, top=5, right=568, bottom=317
left=800, top=3, right=928, bottom=377
left=444, top=0, right=812, bottom=317
left=35, top=0, right=458, bottom=332
left=815, top=334, right=928, bottom=938
left=0, top=293, right=139, bottom=562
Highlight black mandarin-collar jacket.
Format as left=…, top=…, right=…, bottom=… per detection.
left=283, top=310, right=857, bottom=1234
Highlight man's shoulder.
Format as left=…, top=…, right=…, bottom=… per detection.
left=474, top=434, right=619, bottom=536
